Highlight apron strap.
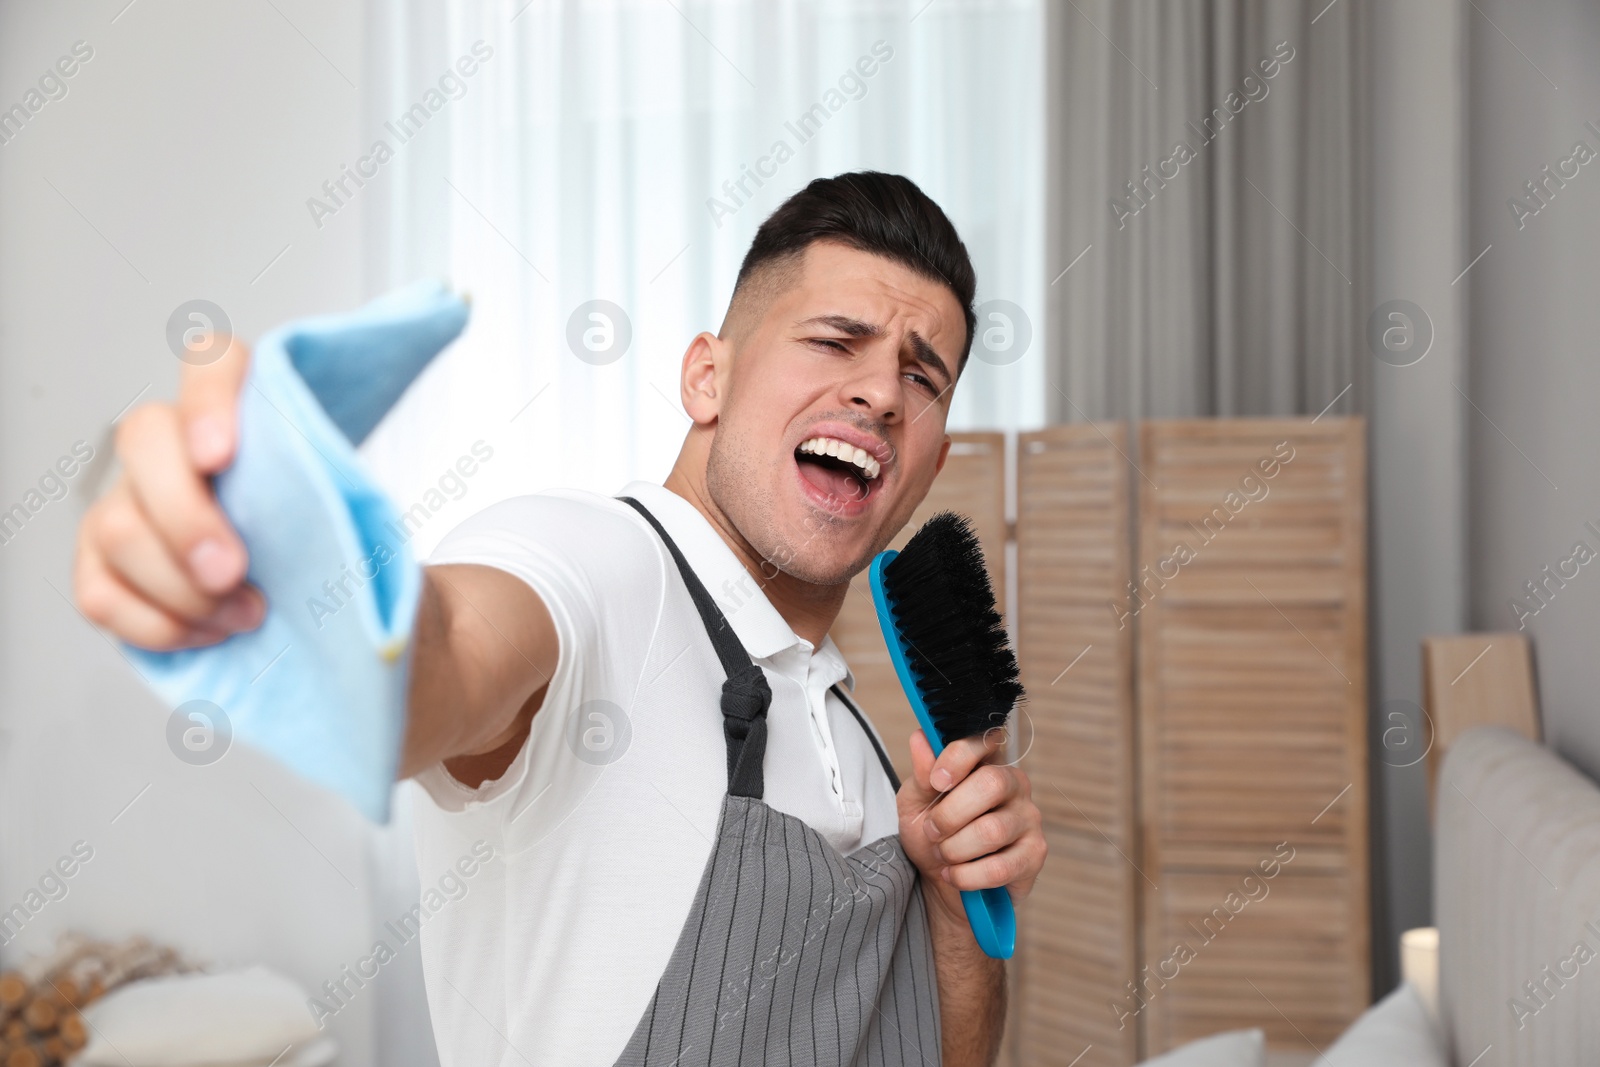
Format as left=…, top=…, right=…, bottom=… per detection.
left=619, top=496, right=770, bottom=799
left=831, top=684, right=903, bottom=793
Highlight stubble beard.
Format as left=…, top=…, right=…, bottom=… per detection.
left=705, top=424, right=880, bottom=588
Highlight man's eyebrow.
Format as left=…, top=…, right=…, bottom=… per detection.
left=796, top=314, right=881, bottom=338
left=795, top=315, right=954, bottom=386
left=906, top=331, right=953, bottom=387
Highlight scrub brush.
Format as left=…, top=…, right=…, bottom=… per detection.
left=868, top=511, right=1024, bottom=959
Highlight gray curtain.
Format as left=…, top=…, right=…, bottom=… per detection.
left=1044, top=0, right=1368, bottom=424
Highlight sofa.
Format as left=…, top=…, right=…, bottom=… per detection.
left=1322, top=725, right=1598, bottom=1066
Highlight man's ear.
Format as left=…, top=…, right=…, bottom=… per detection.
left=680, top=331, right=726, bottom=426
left=934, top=435, right=951, bottom=477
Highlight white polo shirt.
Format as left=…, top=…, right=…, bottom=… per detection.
left=410, top=480, right=902, bottom=1067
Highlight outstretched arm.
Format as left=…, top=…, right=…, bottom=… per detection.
left=401, top=561, right=556, bottom=782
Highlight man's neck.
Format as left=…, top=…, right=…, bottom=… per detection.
left=661, top=467, right=847, bottom=649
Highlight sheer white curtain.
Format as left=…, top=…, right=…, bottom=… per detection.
left=360, top=0, right=1045, bottom=559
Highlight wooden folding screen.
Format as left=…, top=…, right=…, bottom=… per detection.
left=1135, top=418, right=1369, bottom=1054
left=1013, top=425, right=1138, bottom=1067
left=830, top=418, right=1368, bottom=1064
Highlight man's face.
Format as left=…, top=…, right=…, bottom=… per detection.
left=703, top=240, right=964, bottom=586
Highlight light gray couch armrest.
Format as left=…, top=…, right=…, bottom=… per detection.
left=1436, top=726, right=1600, bottom=1064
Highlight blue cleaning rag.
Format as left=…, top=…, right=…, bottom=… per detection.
left=126, top=280, right=471, bottom=822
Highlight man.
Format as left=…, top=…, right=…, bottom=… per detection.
left=75, top=172, right=1047, bottom=1066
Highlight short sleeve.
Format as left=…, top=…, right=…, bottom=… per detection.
left=410, top=491, right=661, bottom=817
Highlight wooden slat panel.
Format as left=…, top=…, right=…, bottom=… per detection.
left=1136, top=418, right=1369, bottom=1058
left=1016, top=426, right=1134, bottom=842
left=1019, top=825, right=1141, bottom=1067
left=1143, top=868, right=1364, bottom=1049
left=1015, top=425, right=1138, bottom=1066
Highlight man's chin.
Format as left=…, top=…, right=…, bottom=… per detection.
left=768, top=552, right=875, bottom=589
left=760, top=523, right=887, bottom=587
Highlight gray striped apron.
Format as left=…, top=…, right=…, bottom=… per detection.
left=615, top=497, right=943, bottom=1067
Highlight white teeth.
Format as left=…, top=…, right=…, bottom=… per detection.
left=797, top=436, right=883, bottom=481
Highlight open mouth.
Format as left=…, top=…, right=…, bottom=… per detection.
left=794, top=435, right=883, bottom=507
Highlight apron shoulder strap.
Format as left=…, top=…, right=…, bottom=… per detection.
left=619, top=496, right=769, bottom=799
left=831, top=684, right=902, bottom=793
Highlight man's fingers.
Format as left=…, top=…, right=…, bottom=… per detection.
left=75, top=542, right=231, bottom=651
left=927, top=728, right=1007, bottom=792
left=78, top=350, right=255, bottom=651
left=932, top=808, right=1026, bottom=865
left=908, top=728, right=937, bottom=793
left=116, top=406, right=247, bottom=594
left=177, top=334, right=251, bottom=472
left=922, top=763, right=1020, bottom=842
left=940, top=836, right=1043, bottom=899
left=99, top=495, right=262, bottom=628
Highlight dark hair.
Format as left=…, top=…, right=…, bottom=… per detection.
left=732, top=171, right=978, bottom=370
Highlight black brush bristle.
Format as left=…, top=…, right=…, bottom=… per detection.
left=882, top=511, right=1025, bottom=743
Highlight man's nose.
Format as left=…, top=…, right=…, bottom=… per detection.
left=839, top=352, right=901, bottom=423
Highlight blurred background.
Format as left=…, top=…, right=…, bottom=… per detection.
left=0, top=1, right=1597, bottom=1065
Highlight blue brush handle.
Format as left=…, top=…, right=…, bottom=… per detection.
left=868, top=551, right=1016, bottom=960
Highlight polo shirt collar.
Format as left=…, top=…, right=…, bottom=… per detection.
left=837, top=659, right=857, bottom=692
left=621, top=481, right=808, bottom=662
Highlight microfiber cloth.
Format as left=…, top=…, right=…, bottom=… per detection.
left=126, top=280, right=471, bottom=822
